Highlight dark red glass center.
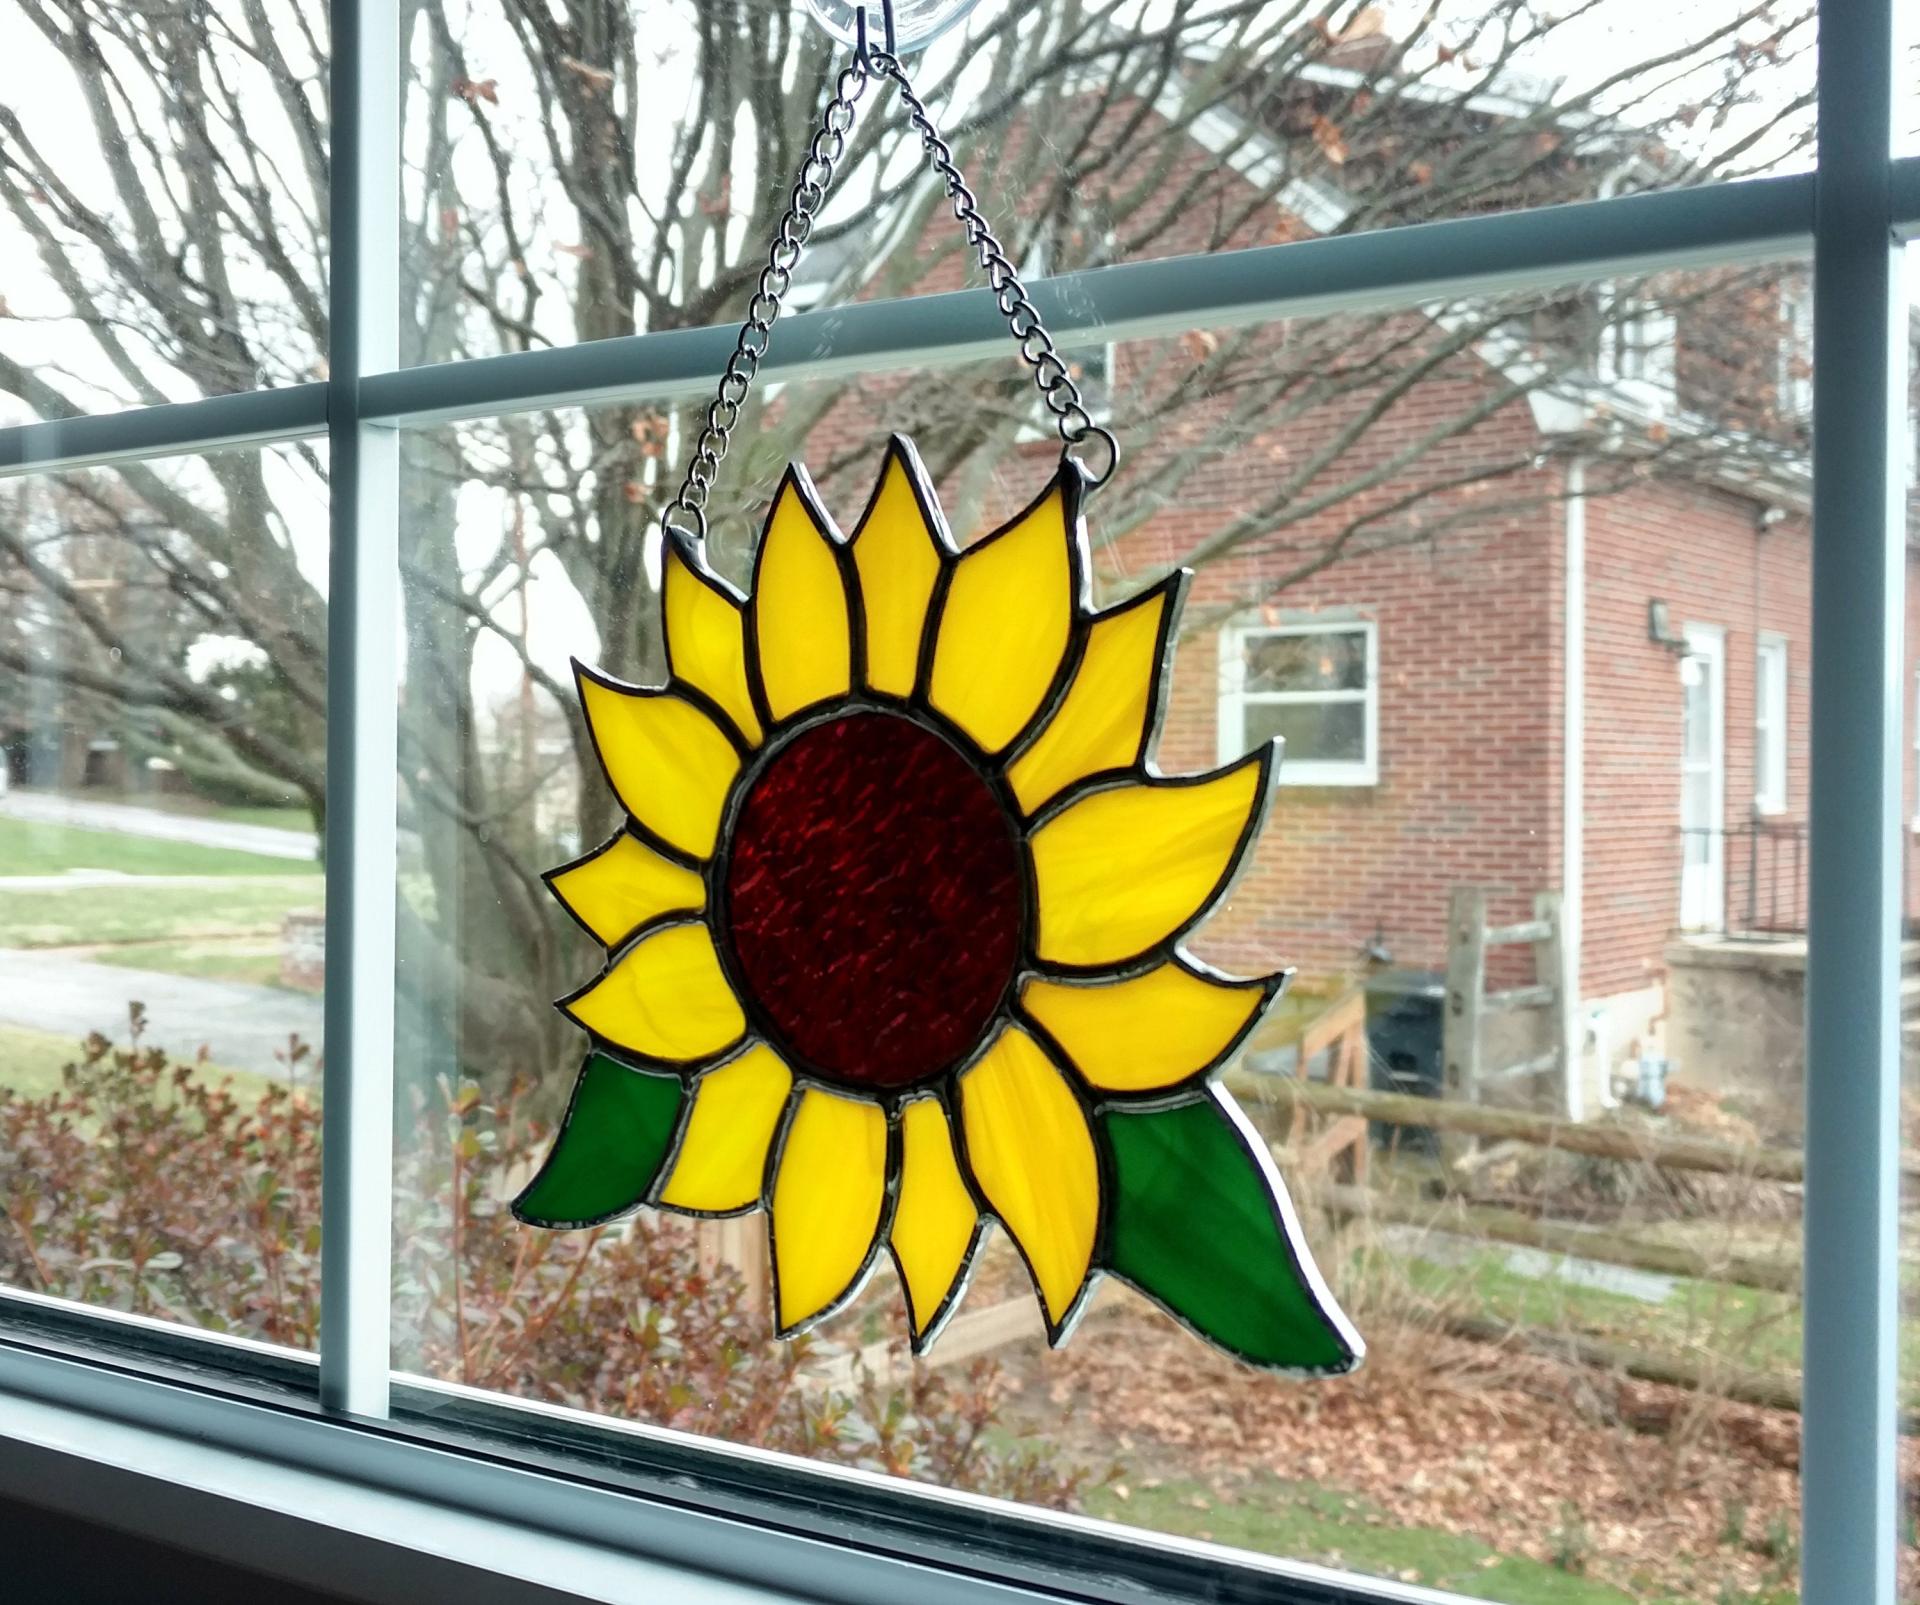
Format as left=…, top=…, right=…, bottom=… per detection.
left=721, top=711, right=1022, bottom=1089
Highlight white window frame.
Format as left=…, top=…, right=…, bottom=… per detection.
left=1216, top=617, right=1379, bottom=785
left=1754, top=633, right=1789, bottom=814
left=0, top=2, right=1911, bottom=1600
left=1780, top=274, right=1815, bottom=420
left=1595, top=279, right=1678, bottom=409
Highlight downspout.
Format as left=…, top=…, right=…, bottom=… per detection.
left=1561, top=457, right=1587, bottom=1119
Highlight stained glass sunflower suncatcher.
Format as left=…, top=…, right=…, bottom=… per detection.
left=514, top=435, right=1362, bottom=1374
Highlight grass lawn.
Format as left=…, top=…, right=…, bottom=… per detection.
left=0, top=1023, right=271, bottom=1105
left=0, top=877, right=321, bottom=947
left=1389, top=1240, right=1920, bottom=1406
left=1084, top=1475, right=1659, bottom=1602
left=0, top=817, right=319, bottom=878
left=91, top=938, right=288, bottom=990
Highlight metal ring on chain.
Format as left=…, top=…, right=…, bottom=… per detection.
left=660, top=0, right=1118, bottom=554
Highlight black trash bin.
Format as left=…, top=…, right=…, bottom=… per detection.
left=1362, top=968, right=1445, bottom=1152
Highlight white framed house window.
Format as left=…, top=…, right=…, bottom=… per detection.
left=1779, top=275, right=1814, bottom=420
left=1217, top=618, right=1379, bottom=785
left=1754, top=634, right=1788, bottom=814
left=1595, top=280, right=1678, bottom=409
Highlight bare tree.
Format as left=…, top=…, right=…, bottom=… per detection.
left=0, top=0, right=1818, bottom=1084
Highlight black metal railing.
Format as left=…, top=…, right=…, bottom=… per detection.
left=1677, top=820, right=1808, bottom=938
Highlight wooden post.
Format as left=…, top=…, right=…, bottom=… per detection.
left=1444, top=888, right=1487, bottom=1103
left=698, top=1216, right=770, bottom=1319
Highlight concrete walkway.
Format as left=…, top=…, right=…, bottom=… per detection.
left=0, top=871, right=296, bottom=890
left=0, top=791, right=317, bottom=862
left=0, top=946, right=323, bottom=1081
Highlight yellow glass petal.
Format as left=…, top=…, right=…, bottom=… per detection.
left=1028, top=753, right=1268, bottom=968
left=928, top=477, right=1075, bottom=754
left=753, top=472, right=850, bottom=721
left=560, top=921, right=745, bottom=1063
left=658, top=1044, right=792, bottom=1212
left=1006, top=578, right=1175, bottom=814
left=959, top=1027, right=1098, bottom=1327
left=546, top=832, right=705, bottom=947
left=1022, top=962, right=1271, bottom=1093
left=771, top=1088, right=889, bottom=1332
left=577, top=671, right=740, bottom=859
left=889, top=1096, right=978, bottom=1337
left=853, top=442, right=948, bottom=698
left=664, top=540, right=763, bottom=746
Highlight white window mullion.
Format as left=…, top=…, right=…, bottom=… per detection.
left=319, top=0, right=401, bottom=1420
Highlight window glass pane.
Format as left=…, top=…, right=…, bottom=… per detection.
left=1245, top=629, right=1368, bottom=694
left=0, top=443, right=327, bottom=1353
left=392, top=263, right=1834, bottom=1596
left=0, top=4, right=328, bottom=415
left=399, top=0, right=1811, bottom=366
left=1244, top=699, right=1365, bottom=766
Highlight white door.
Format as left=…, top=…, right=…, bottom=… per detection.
left=1679, top=626, right=1726, bottom=930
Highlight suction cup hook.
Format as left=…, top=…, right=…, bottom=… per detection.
left=801, top=0, right=978, bottom=56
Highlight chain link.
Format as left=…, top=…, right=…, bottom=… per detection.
left=662, top=17, right=1117, bottom=547
left=662, top=61, right=870, bottom=545
left=865, top=47, right=1119, bottom=490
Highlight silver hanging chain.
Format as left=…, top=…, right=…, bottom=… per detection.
left=662, top=3, right=1118, bottom=546
left=863, top=40, right=1119, bottom=490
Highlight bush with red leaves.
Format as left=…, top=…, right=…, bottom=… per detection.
left=0, top=1008, right=1090, bottom=1508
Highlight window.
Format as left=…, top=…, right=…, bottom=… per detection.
left=0, top=2, right=1912, bottom=1602
left=1218, top=620, right=1378, bottom=785
left=1755, top=635, right=1788, bottom=814
left=1595, top=281, right=1678, bottom=406
left=1780, top=276, right=1815, bottom=420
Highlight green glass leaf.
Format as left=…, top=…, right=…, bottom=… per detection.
left=512, top=1052, right=686, bottom=1228
left=1098, top=1089, right=1360, bottom=1374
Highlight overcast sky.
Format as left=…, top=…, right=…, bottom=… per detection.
left=1, top=1, right=1914, bottom=711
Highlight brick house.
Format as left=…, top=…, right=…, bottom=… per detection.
left=791, top=51, right=1920, bottom=1112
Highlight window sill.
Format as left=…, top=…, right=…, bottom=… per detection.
left=1277, top=769, right=1379, bottom=789
left=0, top=1308, right=1452, bottom=1605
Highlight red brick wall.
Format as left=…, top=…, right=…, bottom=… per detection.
left=1579, top=483, right=1814, bottom=997
left=762, top=96, right=1920, bottom=1011
left=1102, top=372, right=1560, bottom=987
left=1581, top=483, right=1920, bottom=999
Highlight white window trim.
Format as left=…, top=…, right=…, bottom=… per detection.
left=1216, top=617, right=1379, bottom=786
left=1594, top=279, right=1678, bottom=411
left=1754, top=633, right=1789, bottom=815
left=1780, top=276, right=1814, bottom=421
